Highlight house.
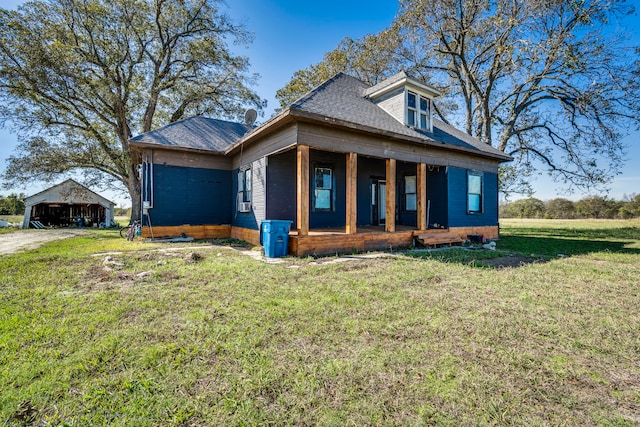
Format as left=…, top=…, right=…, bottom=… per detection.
left=23, top=179, right=115, bottom=228
left=129, top=72, right=512, bottom=256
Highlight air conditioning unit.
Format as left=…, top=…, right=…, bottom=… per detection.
left=238, top=201, right=251, bottom=213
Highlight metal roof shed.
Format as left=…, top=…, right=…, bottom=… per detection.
left=22, top=179, right=115, bottom=229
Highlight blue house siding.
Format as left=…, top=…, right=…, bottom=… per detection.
left=265, top=149, right=347, bottom=229
left=266, top=149, right=297, bottom=228
left=149, top=164, right=232, bottom=226
left=447, top=167, right=498, bottom=228
left=309, top=150, right=346, bottom=229
left=427, top=168, right=448, bottom=227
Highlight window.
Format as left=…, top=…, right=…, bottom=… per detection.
left=407, top=91, right=432, bottom=131
left=238, top=168, right=251, bottom=202
left=407, top=92, right=417, bottom=127
left=405, top=175, right=417, bottom=211
left=467, top=172, right=483, bottom=214
left=420, top=97, right=430, bottom=130
left=314, top=167, right=333, bottom=211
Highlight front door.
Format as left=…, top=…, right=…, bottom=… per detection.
left=371, top=179, right=386, bottom=226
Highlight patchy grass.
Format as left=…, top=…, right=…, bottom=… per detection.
left=1, top=221, right=639, bottom=425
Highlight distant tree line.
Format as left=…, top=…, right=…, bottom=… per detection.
left=0, top=193, right=25, bottom=215
left=500, top=195, right=640, bottom=219
left=114, top=207, right=131, bottom=217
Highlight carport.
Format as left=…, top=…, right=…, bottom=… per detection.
left=22, top=179, right=115, bottom=228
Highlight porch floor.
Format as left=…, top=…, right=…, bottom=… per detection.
left=287, top=225, right=472, bottom=256
left=288, top=225, right=417, bottom=236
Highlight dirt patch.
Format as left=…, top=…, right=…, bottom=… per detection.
left=0, top=229, right=86, bottom=255
left=479, top=256, right=545, bottom=268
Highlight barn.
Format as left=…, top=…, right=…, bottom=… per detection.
left=22, top=179, right=115, bottom=229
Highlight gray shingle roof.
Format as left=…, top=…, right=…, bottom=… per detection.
left=290, top=72, right=509, bottom=160
left=130, top=72, right=510, bottom=161
left=291, top=73, right=416, bottom=138
left=129, top=116, right=252, bottom=153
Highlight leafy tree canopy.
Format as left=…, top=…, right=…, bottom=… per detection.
left=277, top=0, right=640, bottom=196
left=0, top=0, right=263, bottom=215
left=0, top=193, right=25, bottom=215
left=275, top=28, right=402, bottom=108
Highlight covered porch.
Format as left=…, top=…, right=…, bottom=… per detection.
left=267, top=145, right=448, bottom=228
left=283, top=144, right=492, bottom=256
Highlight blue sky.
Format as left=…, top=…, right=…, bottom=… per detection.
left=1, top=0, right=638, bottom=206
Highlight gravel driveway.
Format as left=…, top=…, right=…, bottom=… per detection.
left=0, top=229, right=86, bottom=255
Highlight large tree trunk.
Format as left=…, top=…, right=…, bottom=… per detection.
left=126, top=166, right=142, bottom=223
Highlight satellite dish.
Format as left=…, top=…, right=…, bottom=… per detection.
left=244, top=108, right=258, bottom=126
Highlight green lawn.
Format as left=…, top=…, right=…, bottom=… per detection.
left=1, top=220, right=639, bottom=426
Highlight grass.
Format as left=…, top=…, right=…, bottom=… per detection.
left=1, top=220, right=640, bottom=425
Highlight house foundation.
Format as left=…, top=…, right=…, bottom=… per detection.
left=140, top=224, right=500, bottom=257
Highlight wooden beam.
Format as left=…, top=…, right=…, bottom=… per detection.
left=297, top=145, right=310, bottom=236
left=417, top=163, right=427, bottom=231
left=345, top=152, right=358, bottom=234
left=385, top=158, right=396, bottom=233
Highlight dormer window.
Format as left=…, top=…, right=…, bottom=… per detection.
left=407, top=91, right=432, bottom=131
left=365, top=71, right=441, bottom=132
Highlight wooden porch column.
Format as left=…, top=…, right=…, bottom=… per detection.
left=345, top=152, right=358, bottom=234
left=417, top=163, right=427, bottom=231
left=385, top=158, right=396, bottom=233
left=297, top=145, right=310, bottom=236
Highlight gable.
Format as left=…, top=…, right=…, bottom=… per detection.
left=24, top=179, right=114, bottom=207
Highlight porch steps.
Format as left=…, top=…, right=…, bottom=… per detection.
left=415, top=230, right=464, bottom=248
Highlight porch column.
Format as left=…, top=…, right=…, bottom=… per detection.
left=385, top=158, right=396, bottom=233
left=345, top=152, right=358, bottom=234
left=417, top=163, right=427, bottom=231
left=297, top=145, right=310, bottom=236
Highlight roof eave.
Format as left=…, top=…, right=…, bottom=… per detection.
left=129, top=140, right=227, bottom=156
left=366, top=76, right=443, bottom=100
left=286, top=108, right=513, bottom=163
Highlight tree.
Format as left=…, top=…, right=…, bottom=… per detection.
left=501, top=197, right=546, bottom=218
left=0, top=193, right=25, bottom=215
left=275, top=28, right=403, bottom=108
left=399, top=0, right=640, bottom=193
left=278, top=0, right=640, bottom=196
left=575, top=196, right=621, bottom=219
left=618, top=193, right=640, bottom=219
left=545, top=198, right=576, bottom=219
left=0, top=0, right=262, bottom=218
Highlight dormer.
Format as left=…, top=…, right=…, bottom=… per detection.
left=364, top=71, right=442, bottom=133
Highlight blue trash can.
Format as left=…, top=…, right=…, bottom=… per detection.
left=260, top=220, right=293, bottom=258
